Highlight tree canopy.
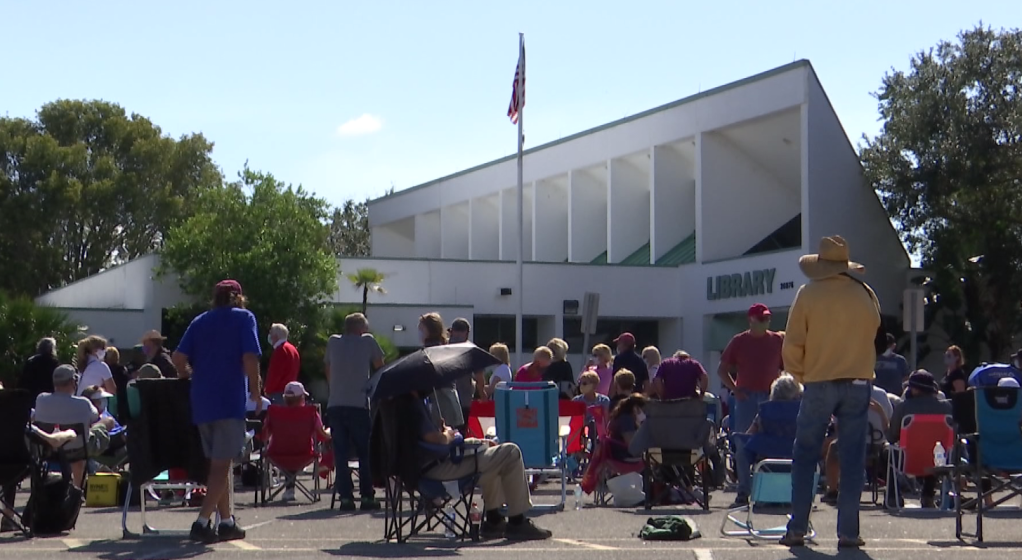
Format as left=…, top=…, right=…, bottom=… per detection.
left=159, top=167, right=339, bottom=340
left=0, top=99, right=221, bottom=297
left=861, top=25, right=1022, bottom=360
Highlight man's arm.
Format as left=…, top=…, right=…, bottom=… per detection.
left=718, top=339, right=739, bottom=393
left=172, top=351, right=192, bottom=379
left=244, top=353, right=261, bottom=402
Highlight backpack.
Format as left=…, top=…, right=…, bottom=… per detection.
left=23, top=451, right=83, bottom=535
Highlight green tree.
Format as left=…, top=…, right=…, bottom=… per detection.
left=347, top=268, right=387, bottom=315
left=861, top=25, right=1022, bottom=361
left=0, top=99, right=221, bottom=297
left=328, top=199, right=370, bottom=257
left=0, top=291, right=85, bottom=387
left=159, top=166, right=338, bottom=343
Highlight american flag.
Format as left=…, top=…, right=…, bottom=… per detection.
left=507, top=43, right=525, bottom=124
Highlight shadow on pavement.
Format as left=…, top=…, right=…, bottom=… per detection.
left=326, top=541, right=462, bottom=557
left=68, top=538, right=210, bottom=560
left=928, top=540, right=1022, bottom=549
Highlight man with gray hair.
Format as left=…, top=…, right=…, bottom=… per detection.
left=18, top=337, right=60, bottom=401
left=325, top=312, right=385, bottom=511
left=264, top=323, right=300, bottom=402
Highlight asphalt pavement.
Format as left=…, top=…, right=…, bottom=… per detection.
left=4, top=482, right=1022, bottom=560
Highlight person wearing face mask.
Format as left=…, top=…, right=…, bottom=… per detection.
left=140, top=330, right=179, bottom=379
left=264, top=323, right=301, bottom=402
left=718, top=303, right=784, bottom=508
left=939, top=345, right=968, bottom=396
left=75, top=335, right=117, bottom=397
left=874, top=333, right=909, bottom=395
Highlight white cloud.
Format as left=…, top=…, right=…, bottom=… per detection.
left=336, top=114, right=382, bottom=136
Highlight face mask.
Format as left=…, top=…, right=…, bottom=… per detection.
left=268, top=334, right=276, bottom=345
left=418, top=327, right=428, bottom=344
left=883, top=348, right=894, bottom=357
left=636, top=412, right=646, bottom=424
left=96, top=349, right=106, bottom=361
left=944, top=355, right=956, bottom=366
left=1014, top=360, right=1020, bottom=369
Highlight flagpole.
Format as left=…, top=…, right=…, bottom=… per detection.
left=515, top=32, right=525, bottom=368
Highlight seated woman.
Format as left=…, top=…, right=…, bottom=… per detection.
left=607, top=394, right=647, bottom=462
left=410, top=390, right=552, bottom=540
left=649, top=351, right=708, bottom=400
left=262, top=382, right=330, bottom=501
left=608, top=370, right=636, bottom=410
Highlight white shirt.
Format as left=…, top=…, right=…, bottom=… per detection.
left=489, top=364, right=512, bottom=385
left=77, top=357, right=112, bottom=396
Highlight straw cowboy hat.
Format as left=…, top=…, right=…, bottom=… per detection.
left=799, top=235, right=865, bottom=280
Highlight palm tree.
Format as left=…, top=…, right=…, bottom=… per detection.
left=347, top=268, right=387, bottom=316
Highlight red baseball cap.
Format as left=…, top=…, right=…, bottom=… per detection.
left=748, top=303, right=771, bottom=318
left=215, top=279, right=243, bottom=295
left=613, top=332, right=636, bottom=345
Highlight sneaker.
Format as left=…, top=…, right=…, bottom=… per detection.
left=189, top=520, right=217, bottom=544
left=728, top=494, right=749, bottom=509
left=778, top=532, right=805, bottom=547
left=360, top=497, right=381, bottom=511
left=838, top=536, right=865, bottom=549
left=480, top=519, right=507, bottom=540
left=821, top=491, right=838, bottom=505
left=504, top=519, right=552, bottom=541
left=217, top=520, right=246, bottom=542
left=338, top=498, right=357, bottom=511
left=282, top=488, right=295, bottom=502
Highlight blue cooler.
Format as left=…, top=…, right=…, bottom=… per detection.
left=494, top=382, right=559, bottom=468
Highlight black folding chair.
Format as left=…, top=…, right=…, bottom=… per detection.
left=0, top=389, right=36, bottom=537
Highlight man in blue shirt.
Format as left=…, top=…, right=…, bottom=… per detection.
left=874, top=334, right=909, bottom=395
left=173, top=279, right=262, bottom=544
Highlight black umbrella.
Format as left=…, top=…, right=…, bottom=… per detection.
left=367, top=342, right=501, bottom=402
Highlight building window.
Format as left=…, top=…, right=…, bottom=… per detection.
left=473, top=316, right=538, bottom=353
left=561, top=318, right=660, bottom=354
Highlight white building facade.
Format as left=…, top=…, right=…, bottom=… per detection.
left=36, top=60, right=910, bottom=390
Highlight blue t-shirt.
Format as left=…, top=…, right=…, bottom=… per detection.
left=874, top=353, right=909, bottom=394
left=177, top=307, right=261, bottom=424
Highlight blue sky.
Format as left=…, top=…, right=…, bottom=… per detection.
left=2, top=1, right=1016, bottom=207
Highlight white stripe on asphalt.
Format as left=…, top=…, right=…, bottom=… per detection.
left=553, top=538, right=618, bottom=550
left=227, top=540, right=262, bottom=550
left=693, top=548, right=714, bottom=560
left=61, top=538, right=85, bottom=549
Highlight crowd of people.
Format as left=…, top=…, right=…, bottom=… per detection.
left=7, top=234, right=1022, bottom=548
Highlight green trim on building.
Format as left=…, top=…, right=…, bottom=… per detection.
left=655, top=232, right=697, bottom=266
left=620, top=241, right=651, bottom=266
left=590, top=251, right=608, bottom=265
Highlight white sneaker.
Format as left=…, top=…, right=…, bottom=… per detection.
left=282, top=488, right=295, bottom=501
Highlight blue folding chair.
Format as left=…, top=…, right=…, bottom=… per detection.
left=721, top=400, right=817, bottom=540
left=494, top=381, right=567, bottom=510
left=955, top=386, right=1022, bottom=542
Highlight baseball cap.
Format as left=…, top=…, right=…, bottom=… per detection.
left=748, top=303, right=772, bottom=318
left=284, top=381, right=309, bottom=397
left=53, top=364, right=78, bottom=384
left=613, top=332, right=635, bottom=345
left=215, top=279, right=243, bottom=295
left=998, top=377, right=1021, bottom=388
left=450, top=318, right=471, bottom=333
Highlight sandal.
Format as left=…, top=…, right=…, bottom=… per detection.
left=779, top=533, right=805, bottom=547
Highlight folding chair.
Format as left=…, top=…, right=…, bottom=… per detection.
left=721, top=400, right=817, bottom=539
left=0, top=390, right=35, bottom=538
left=559, top=400, right=587, bottom=479
left=885, top=414, right=954, bottom=511
left=636, top=398, right=714, bottom=510
left=466, top=400, right=496, bottom=439
left=260, top=405, right=323, bottom=504
left=955, top=386, right=1022, bottom=541
left=494, top=382, right=567, bottom=510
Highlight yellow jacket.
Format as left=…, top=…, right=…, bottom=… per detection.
left=782, top=275, right=881, bottom=384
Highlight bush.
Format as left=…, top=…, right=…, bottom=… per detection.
left=0, top=291, right=85, bottom=387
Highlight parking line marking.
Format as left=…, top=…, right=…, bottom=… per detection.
left=227, top=540, right=262, bottom=550
left=693, top=549, right=714, bottom=560
left=62, top=538, right=86, bottom=549
left=553, top=538, right=618, bottom=550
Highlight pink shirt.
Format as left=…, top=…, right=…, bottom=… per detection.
left=584, top=364, right=613, bottom=395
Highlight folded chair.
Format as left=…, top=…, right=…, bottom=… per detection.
left=955, top=387, right=1022, bottom=541
left=634, top=398, right=714, bottom=510
left=494, top=381, right=568, bottom=510
left=721, top=400, right=818, bottom=539
left=375, top=397, right=480, bottom=543
left=260, top=404, right=322, bottom=504
left=886, top=414, right=954, bottom=511
left=0, top=390, right=35, bottom=538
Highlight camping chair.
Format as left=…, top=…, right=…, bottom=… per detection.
left=33, top=422, right=89, bottom=490
left=259, top=405, right=323, bottom=504
left=559, top=400, right=587, bottom=479
left=631, top=398, right=714, bottom=510
left=466, top=400, right=496, bottom=439
left=378, top=400, right=480, bottom=543
left=0, top=390, right=35, bottom=538
left=955, top=386, right=1022, bottom=541
left=494, top=381, right=568, bottom=510
left=886, top=414, right=954, bottom=511
left=721, top=400, right=818, bottom=539
left=864, top=407, right=890, bottom=505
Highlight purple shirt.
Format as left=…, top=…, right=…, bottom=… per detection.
left=656, top=357, right=705, bottom=400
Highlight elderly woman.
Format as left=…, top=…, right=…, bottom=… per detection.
left=543, top=338, right=576, bottom=399
left=746, top=373, right=803, bottom=434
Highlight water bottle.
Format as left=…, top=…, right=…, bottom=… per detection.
left=934, top=442, right=946, bottom=467
left=443, top=504, right=456, bottom=539
left=468, top=501, right=482, bottom=541
left=574, top=484, right=584, bottom=510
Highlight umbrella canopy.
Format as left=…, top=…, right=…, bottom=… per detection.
left=367, top=342, right=501, bottom=402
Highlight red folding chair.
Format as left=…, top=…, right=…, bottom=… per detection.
left=465, top=400, right=496, bottom=439
left=260, top=405, right=324, bottom=504
left=559, top=400, right=587, bottom=455
left=887, top=413, right=954, bottom=510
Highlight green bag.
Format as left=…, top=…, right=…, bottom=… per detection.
left=639, top=515, right=701, bottom=541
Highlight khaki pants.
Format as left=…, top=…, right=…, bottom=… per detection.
left=425, top=441, right=533, bottom=517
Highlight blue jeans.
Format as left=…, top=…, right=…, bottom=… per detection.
left=326, top=406, right=374, bottom=500
left=733, top=391, right=770, bottom=498
left=787, top=380, right=871, bottom=539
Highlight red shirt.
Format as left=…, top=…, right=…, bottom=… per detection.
left=720, top=330, right=784, bottom=393
left=265, top=341, right=301, bottom=394
left=514, top=362, right=544, bottom=383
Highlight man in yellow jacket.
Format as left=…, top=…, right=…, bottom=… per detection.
left=780, top=236, right=881, bottom=550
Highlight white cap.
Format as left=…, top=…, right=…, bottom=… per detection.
left=284, top=381, right=309, bottom=397
left=997, top=377, right=1020, bottom=388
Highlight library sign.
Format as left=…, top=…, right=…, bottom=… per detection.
left=706, top=268, right=780, bottom=301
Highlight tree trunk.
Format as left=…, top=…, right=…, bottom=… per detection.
left=362, top=285, right=369, bottom=316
